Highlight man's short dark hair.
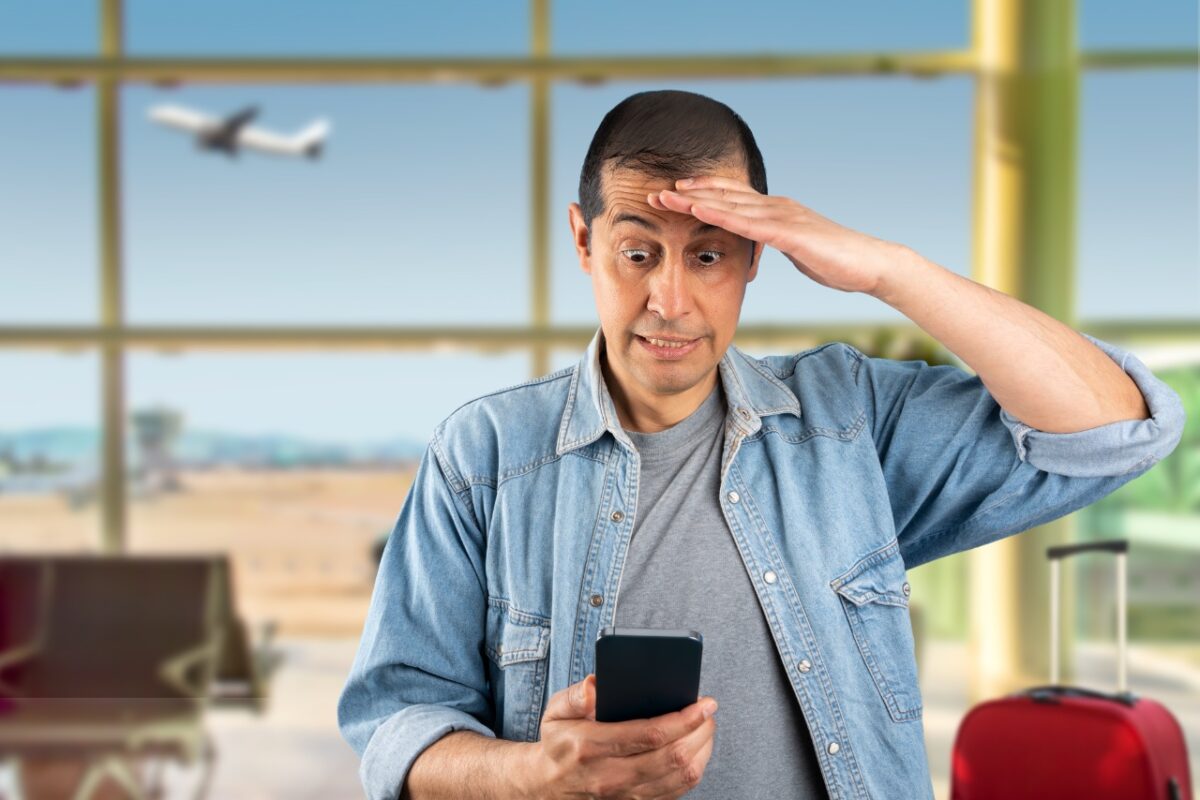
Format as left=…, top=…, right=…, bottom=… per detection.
left=578, top=89, right=768, bottom=237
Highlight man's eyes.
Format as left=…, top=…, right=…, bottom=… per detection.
left=620, top=249, right=724, bottom=267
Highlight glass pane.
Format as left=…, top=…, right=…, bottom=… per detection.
left=124, top=84, right=530, bottom=324
left=0, top=351, right=99, bottom=551
left=0, top=87, right=97, bottom=322
left=0, top=1, right=96, bottom=54
left=551, top=348, right=585, bottom=373
left=550, top=79, right=973, bottom=325
left=553, top=1, right=968, bottom=55
left=126, top=0, right=528, bottom=56
left=125, top=350, right=530, bottom=632
left=1080, top=0, right=1199, bottom=49
left=1078, top=71, right=1200, bottom=321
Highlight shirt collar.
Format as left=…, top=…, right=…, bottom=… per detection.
left=556, top=327, right=803, bottom=456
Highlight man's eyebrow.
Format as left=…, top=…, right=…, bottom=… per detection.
left=611, top=212, right=720, bottom=236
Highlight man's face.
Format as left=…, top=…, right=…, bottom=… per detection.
left=568, top=161, right=762, bottom=402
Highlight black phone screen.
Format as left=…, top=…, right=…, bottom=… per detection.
left=594, top=627, right=703, bottom=723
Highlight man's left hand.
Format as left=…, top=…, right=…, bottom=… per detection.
left=650, top=175, right=902, bottom=297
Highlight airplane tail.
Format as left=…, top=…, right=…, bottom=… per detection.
left=293, top=119, right=330, bottom=159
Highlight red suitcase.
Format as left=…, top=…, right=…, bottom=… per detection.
left=950, top=539, right=1192, bottom=800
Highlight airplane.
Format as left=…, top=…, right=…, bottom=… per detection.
left=148, top=103, right=330, bottom=160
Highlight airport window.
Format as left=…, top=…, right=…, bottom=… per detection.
left=123, top=351, right=528, bottom=634
left=0, top=87, right=98, bottom=323
left=125, top=83, right=531, bottom=324
left=0, top=0, right=97, bottom=54
left=551, top=348, right=585, bottom=373
left=0, top=351, right=100, bottom=551
left=124, top=0, right=529, bottom=57
left=1078, top=70, right=1200, bottom=321
left=1080, top=0, right=1199, bottom=50
left=551, top=1, right=970, bottom=55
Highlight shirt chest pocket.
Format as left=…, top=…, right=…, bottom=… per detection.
left=484, top=599, right=551, bottom=742
left=831, top=544, right=923, bottom=723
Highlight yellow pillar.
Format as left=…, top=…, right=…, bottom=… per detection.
left=968, top=0, right=1080, bottom=700
left=529, top=0, right=551, bottom=378
left=99, top=0, right=126, bottom=553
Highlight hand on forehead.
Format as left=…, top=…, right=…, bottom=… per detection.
left=600, top=166, right=756, bottom=240
left=647, top=174, right=759, bottom=212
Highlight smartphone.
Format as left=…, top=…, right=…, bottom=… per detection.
left=594, top=627, right=703, bottom=723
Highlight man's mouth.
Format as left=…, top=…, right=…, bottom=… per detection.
left=634, top=334, right=702, bottom=359
left=638, top=335, right=696, bottom=349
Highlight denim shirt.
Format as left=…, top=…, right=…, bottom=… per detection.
left=338, top=329, right=1185, bottom=800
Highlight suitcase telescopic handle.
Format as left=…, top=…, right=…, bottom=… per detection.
left=1045, top=539, right=1129, bottom=694
left=1047, top=540, right=1129, bottom=559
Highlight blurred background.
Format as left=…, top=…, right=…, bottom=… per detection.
left=0, top=0, right=1196, bottom=798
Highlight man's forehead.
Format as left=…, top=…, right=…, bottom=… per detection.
left=597, top=162, right=749, bottom=230
left=607, top=208, right=719, bottom=237
left=600, top=163, right=746, bottom=197
left=598, top=167, right=739, bottom=236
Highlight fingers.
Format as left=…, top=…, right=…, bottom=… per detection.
left=650, top=187, right=779, bottom=216
left=688, top=203, right=779, bottom=246
left=584, top=696, right=716, bottom=760
left=537, top=692, right=719, bottom=798
left=541, top=674, right=595, bottom=722
left=676, top=174, right=757, bottom=193
left=633, top=715, right=717, bottom=799
left=646, top=187, right=786, bottom=250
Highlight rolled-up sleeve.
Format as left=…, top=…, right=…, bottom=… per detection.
left=849, top=334, right=1186, bottom=569
left=355, top=705, right=495, bottom=800
left=999, top=333, right=1186, bottom=477
left=337, top=431, right=496, bottom=800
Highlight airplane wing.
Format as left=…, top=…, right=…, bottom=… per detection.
left=148, top=104, right=220, bottom=134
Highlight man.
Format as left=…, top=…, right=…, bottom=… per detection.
left=338, top=90, right=1184, bottom=799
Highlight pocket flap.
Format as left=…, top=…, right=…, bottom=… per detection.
left=486, top=601, right=551, bottom=667
left=830, top=542, right=910, bottom=608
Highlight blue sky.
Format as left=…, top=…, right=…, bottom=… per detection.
left=0, top=1, right=1196, bottom=445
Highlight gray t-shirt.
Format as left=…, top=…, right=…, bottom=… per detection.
left=612, top=380, right=830, bottom=798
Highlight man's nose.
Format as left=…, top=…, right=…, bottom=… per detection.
left=646, top=259, right=693, bottom=321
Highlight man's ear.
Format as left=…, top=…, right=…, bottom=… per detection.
left=567, top=202, right=593, bottom=275
left=747, top=240, right=764, bottom=283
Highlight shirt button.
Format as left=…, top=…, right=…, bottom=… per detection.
left=902, top=581, right=911, bottom=597
left=611, top=510, right=625, bottom=523
left=827, top=742, right=841, bottom=755
left=763, top=570, right=777, bottom=584
left=737, top=408, right=751, bottom=420
left=798, top=659, right=812, bottom=673
left=589, top=593, right=604, bottom=607
left=727, top=491, right=740, bottom=504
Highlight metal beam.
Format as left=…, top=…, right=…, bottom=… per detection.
left=1, top=320, right=1195, bottom=352
left=0, top=49, right=1192, bottom=87
left=0, top=52, right=980, bottom=86
left=530, top=0, right=551, bottom=378
left=0, top=323, right=888, bottom=351
left=98, top=0, right=126, bottom=554
left=1081, top=48, right=1199, bottom=70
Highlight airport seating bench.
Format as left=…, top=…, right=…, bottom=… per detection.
left=0, top=554, right=278, bottom=800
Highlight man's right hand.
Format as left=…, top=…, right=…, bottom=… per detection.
left=524, top=674, right=719, bottom=799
